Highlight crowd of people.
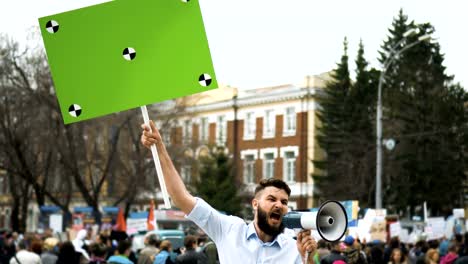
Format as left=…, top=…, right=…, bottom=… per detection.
left=312, top=233, right=468, bottom=264
left=0, top=227, right=219, bottom=264
left=2, top=225, right=468, bottom=264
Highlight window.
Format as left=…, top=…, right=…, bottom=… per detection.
left=243, top=155, right=255, bottom=184
left=3, top=176, right=8, bottom=194
left=263, top=109, right=275, bottom=138
left=284, top=107, right=296, bottom=135
left=0, top=177, right=4, bottom=195
left=244, top=112, right=256, bottom=139
left=181, top=166, right=191, bottom=184
left=183, top=120, right=192, bottom=144
left=216, top=115, right=226, bottom=145
left=200, top=117, right=209, bottom=143
left=4, top=208, right=10, bottom=230
left=263, top=153, right=275, bottom=179
left=284, top=151, right=296, bottom=182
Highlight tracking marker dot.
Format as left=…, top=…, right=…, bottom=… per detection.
left=46, top=20, right=59, bottom=34
left=199, top=73, right=212, bottom=87
left=68, top=104, right=82, bottom=117
left=123, top=47, right=136, bottom=61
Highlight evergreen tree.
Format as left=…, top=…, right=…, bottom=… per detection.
left=313, top=38, right=353, bottom=200
left=313, top=38, right=378, bottom=206
left=346, top=40, right=379, bottom=205
left=194, top=147, right=242, bottom=216
left=378, top=10, right=466, bottom=215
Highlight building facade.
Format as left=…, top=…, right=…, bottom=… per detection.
left=169, top=74, right=329, bottom=210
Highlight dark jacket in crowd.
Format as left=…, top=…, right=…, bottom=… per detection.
left=321, top=250, right=347, bottom=264
left=175, top=249, right=207, bottom=264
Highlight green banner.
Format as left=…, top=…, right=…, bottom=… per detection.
left=39, top=0, right=217, bottom=124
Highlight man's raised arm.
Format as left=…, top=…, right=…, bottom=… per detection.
left=140, top=120, right=196, bottom=214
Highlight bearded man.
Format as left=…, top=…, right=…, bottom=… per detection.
left=141, top=121, right=316, bottom=264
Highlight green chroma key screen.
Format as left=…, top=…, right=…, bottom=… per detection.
left=39, top=0, right=217, bottom=124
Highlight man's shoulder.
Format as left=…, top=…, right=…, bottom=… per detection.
left=18, top=250, right=41, bottom=260
left=177, top=249, right=204, bottom=259
left=140, top=246, right=158, bottom=255
left=190, top=198, right=244, bottom=222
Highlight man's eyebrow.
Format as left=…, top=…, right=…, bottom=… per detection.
left=266, top=195, right=288, bottom=202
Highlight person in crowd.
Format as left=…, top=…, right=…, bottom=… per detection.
left=321, top=240, right=347, bottom=264
left=41, top=237, right=59, bottom=264
left=344, top=235, right=367, bottom=264
left=458, top=233, right=468, bottom=257
left=96, top=233, right=115, bottom=262
left=9, top=239, right=41, bottom=264
left=200, top=238, right=218, bottom=264
left=441, top=244, right=459, bottom=264
left=409, top=240, right=428, bottom=264
left=141, top=121, right=317, bottom=264
left=368, top=241, right=385, bottom=264
left=154, top=240, right=174, bottom=264
left=30, top=239, right=43, bottom=257
left=138, top=234, right=160, bottom=264
left=56, top=241, right=81, bottom=264
left=88, top=242, right=108, bottom=264
left=108, top=240, right=133, bottom=264
left=313, top=240, right=330, bottom=264
left=389, top=248, right=407, bottom=264
left=425, top=248, right=439, bottom=264
left=1, top=232, right=17, bottom=263
left=385, top=237, right=403, bottom=264
left=440, top=237, right=450, bottom=258
left=72, top=229, right=90, bottom=262
left=175, top=235, right=207, bottom=264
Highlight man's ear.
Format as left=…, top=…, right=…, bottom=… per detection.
left=252, top=198, right=258, bottom=211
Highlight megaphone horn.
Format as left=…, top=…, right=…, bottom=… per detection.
left=282, top=200, right=348, bottom=242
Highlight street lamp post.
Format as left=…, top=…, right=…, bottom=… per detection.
left=375, top=29, right=431, bottom=209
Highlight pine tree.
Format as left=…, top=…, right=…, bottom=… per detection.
left=313, top=38, right=353, bottom=200
left=313, top=38, right=378, bottom=206
left=194, top=147, right=242, bottom=216
left=346, top=40, right=379, bottom=205
left=378, top=10, right=466, bottom=214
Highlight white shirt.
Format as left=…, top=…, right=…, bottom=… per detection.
left=10, top=250, right=42, bottom=264
left=187, top=198, right=303, bottom=264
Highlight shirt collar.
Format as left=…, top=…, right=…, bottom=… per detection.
left=246, top=222, right=287, bottom=248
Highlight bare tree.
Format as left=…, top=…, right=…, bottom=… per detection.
left=0, top=34, right=73, bottom=230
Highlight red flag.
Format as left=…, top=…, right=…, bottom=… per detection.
left=147, top=200, right=156, bottom=231
left=114, top=207, right=126, bottom=232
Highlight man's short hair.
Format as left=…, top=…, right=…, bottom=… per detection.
left=146, top=234, right=159, bottom=247
left=18, top=239, right=28, bottom=250
left=254, top=178, right=291, bottom=197
left=89, top=242, right=107, bottom=258
left=116, top=240, right=131, bottom=254
left=184, top=235, right=197, bottom=250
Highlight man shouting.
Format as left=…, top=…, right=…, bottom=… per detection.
left=141, top=121, right=316, bottom=263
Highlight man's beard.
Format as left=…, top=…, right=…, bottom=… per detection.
left=257, top=206, right=285, bottom=238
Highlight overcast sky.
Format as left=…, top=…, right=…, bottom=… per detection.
left=1, top=0, right=467, bottom=89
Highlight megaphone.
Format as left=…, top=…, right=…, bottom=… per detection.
left=282, top=200, right=348, bottom=242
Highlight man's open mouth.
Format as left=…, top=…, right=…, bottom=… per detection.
left=270, top=212, right=282, bottom=222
